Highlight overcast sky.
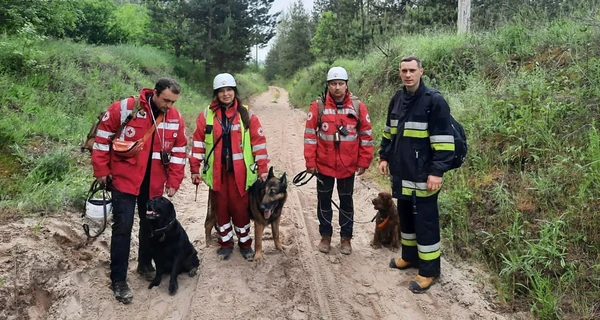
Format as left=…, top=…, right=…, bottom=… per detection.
left=253, top=0, right=314, bottom=62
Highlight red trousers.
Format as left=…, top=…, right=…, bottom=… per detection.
left=211, top=171, right=252, bottom=249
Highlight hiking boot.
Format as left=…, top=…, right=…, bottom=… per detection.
left=389, top=258, right=416, bottom=270
left=340, top=238, right=352, bottom=255
left=136, top=264, right=156, bottom=281
left=112, top=281, right=133, bottom=304
left=408, top=275, right=438, bottom=294
left=318, top=236, right=331, bottom=253
left=217, top=247, right=233, bottom=260
left=240, top=247, right=255, bottom=261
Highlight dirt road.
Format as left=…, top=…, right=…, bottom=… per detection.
left=0, top=87, right=528, bottom=320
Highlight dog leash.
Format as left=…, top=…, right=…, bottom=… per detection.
left=293, top=170, right=377, bottom=224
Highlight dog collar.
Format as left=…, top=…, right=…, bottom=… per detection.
left=150, top=219, right=175, bottom=240
left=377, top=216, right=390, bottom=230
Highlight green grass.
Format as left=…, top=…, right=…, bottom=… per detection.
left=285, top=13, right=600, bottom=320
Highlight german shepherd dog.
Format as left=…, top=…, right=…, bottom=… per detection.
left=146, top=196, right=200, bottom=295
left=204, top=167, right=288, bottom=261
left=249, top=167, right=288, bottom=262
left=371, top=192, right=400, bottom=251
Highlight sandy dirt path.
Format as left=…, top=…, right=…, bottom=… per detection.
left=0, top=87, right=529, bottom=320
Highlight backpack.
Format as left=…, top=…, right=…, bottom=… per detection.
left=425, top=89, right=467, bottom=170
left=80, top=95, right=142, bottom=154
left=316, top=94, right=361, bottom=128
left=449, top=115, right=467, bottom=169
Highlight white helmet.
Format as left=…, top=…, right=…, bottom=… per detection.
left=327, top=66, right=349, bottom=81
left=213, top=73, right=237, bottom=90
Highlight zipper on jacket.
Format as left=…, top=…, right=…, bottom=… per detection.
left=412, top=149, right=418, bottom=215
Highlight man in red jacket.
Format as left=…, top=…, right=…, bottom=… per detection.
left=303, top=67, right=374, bottom=255
left=92, top=78, right=187, bottom=304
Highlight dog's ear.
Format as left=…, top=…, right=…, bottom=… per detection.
left=384, top=193, right=394, bottom=207
left=268, top=166, right=275, bottom=179
left=280, top=172, right=287, bottom=191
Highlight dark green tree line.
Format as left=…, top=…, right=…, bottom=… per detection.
left=0, top=0, right=278, bottom=80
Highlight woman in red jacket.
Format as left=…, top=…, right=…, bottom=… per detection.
left=189, top=73, right=269, bottom=261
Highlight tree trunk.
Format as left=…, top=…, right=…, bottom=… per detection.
left=457, top=0, right=471, bottom=34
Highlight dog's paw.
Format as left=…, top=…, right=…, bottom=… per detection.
left=168, top=281, right=179, bottom=295
left=148, top=280, right=160, bottom=289
left=188, top=267, right=198, bottom=277
left=370, top=242, right=383, bottom=249
left=254, top=251, right=264, bottom=263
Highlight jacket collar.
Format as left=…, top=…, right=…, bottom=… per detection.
left=402, top=79, right=427, bottom=97
left=326, top=91, right=351, bottom=107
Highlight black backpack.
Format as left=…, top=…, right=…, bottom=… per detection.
left=448, top=115, right=467, bottom=170
left=426, top=89, right=467, bottom=170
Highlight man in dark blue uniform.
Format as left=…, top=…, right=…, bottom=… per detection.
left=378, top=55, right=455, bottom=293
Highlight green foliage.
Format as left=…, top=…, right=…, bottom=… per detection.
left=265, top=0, right=314, bottom=81
left=110, top=3, right=150, bottom=44
left=310, top=11, right=340, bottom=63
left=66, top=0, right=120, bottom=44
left=235, top=72, right=269, bottom=101
left=0, top=0, right=79, bottom=37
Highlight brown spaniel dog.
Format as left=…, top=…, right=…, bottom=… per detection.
left=371, top=192, right=400, bottom=251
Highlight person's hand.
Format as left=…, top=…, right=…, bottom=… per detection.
left=356, top=167, right=366, bottom=176
left=96, top=175, right=112, bottom=186
left=96, top=176, right=108, bottom=185
left=260, top=173, right=268, bottom=181
left=378, top=161, right=389, bottom=175
left=166, top=187, right=177, bottom=197
left=306, top=167, right=317, bottom=174
left=191, top=173, right=201, bottom=185
left=427, top=175, right=443, bottom=191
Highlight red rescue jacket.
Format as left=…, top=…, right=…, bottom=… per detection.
left=92, top=88, right=187, bottom=198
left=189, top=99, right=269, bottom=196
left=304, top=92, right=374, bottom=178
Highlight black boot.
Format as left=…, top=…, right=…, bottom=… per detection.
left=112, top=281, right=133, bottom=304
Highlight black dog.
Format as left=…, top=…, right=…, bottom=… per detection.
left=248, top=166, right=288, bottom=262
left=146, top=196, right=200, bottom=295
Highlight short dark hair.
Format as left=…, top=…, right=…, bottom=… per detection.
left=155, top=78, right=181, bottom=95
left=400, top=55, right=422, bottom=68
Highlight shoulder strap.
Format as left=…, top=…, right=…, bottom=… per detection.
left=143, top=113, right=163, bottom=142
left=350, top=94, right=361, bottom=123
left=115, top=95, right=144, bottom=139
left=317, top=97, right=325, bottom=127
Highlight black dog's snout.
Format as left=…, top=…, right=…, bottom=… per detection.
left=260, top=203, right=267, bottom=211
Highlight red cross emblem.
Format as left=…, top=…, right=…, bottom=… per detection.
left=125, top=126, right=136, bottom=138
